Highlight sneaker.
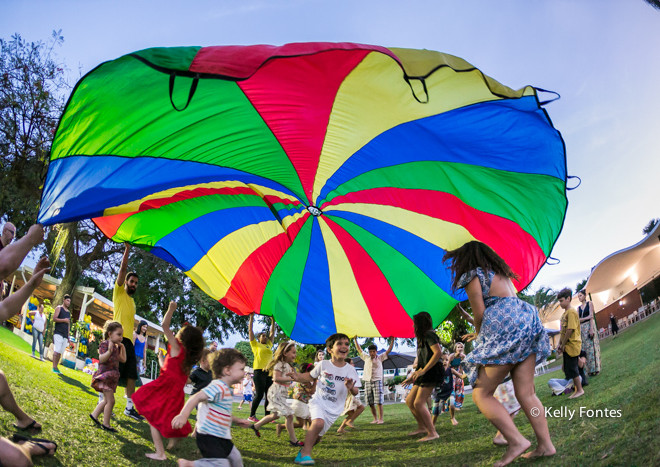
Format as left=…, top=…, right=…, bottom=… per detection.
left=52, top=368, right=61, bottom=374
left=248, top=416, right=259, bottom=423
left=294, top=451, right=315, bottom=465
left=124, top=408, right=144, bottom=421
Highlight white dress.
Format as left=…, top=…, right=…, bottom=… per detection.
left=266, top=361, right=294, bottom=417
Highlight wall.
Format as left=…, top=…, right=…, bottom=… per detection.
left=594, top=288, right=642, bottom=330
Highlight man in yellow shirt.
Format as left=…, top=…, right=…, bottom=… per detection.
left=557, top=288, right=584, bottom=399
left=248, top=314, right=275, bottom=422
left=113, top=244, right=143, bottom=420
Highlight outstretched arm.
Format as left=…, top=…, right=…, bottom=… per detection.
left=268, top=316, right=275, bottom=342
left=248, top=314, right=255, bottom=341
left=384, top=337, right=395, bottom=358
left=172, top=391, right=208, bottom=429
left=353, top=337, right=364, bottom=357
left=0, top=258, right=49, bottom=322
left=0, top=224, right=43, bottom=280
left=116, top=244, right=130, bottom=287
left=162, top=301, right=180, bottom=356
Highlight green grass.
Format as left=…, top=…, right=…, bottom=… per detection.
left=0, top=325, right=33, bottom=354
left=1, top=313, right=659, bottom=466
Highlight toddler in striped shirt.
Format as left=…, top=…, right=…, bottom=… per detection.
left=173, top=348, right=251, bottom=466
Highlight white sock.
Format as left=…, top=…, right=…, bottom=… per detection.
left=126, top=398, right=133, bottom=411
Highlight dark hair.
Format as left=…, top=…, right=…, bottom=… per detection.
left=325, top=333, right=350, bottom=351
left=367, top=344, right=377, bottom=351
left=211, top=348, right=247, bottom=379
left=443, top=241, right=518, bottom=291
left=126, top=272, right=139, bottom=281
left=176, top=325, right=205, bottom=374
left=137, top=320, right=148, bottom=336
left=578, top=289, right=587, bottom=297
left=300, top=363, right=314, bottom=373
left=557, top=288, right=572, bottom=300
left=63, top=294, right=71, bottom=301
left=103, top=320, right=123, bottom=340
left=413, top=311, right=433, bottom=346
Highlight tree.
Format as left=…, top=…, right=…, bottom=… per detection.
left=643, top=0, right=660, bottom=11
left=575, top=278, right=588, bottom=294
left=1, top=31, right=68, bottom=230
left=643, top=218, right=659, bottom=236
left=234, top=341, right=254, bottom=367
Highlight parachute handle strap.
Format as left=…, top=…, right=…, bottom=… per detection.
left=535, top=87, right=560, bottom=106
left=169, top=73, right=199, bottom=112
left=404, top=75, right=429, bottom=104
left=546, top=256, right=560, bottom=266
left=566, top=175, right=581, bottom=191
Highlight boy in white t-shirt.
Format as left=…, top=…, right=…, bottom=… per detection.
left=173, top=349, right=252, bottom=466
left=290, top=333, right=361, bottom=465
left=238, top=374, right=254, bottom=410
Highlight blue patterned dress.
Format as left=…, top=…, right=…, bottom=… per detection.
left=459, top=268, right=551, bottom=386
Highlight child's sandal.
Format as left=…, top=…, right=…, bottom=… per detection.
left=250, top=424, right=261, bottom=438
left=289, top=440, right=304, bottom=447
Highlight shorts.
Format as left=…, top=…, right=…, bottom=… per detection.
left=309, top=399, right=340, bottom=436
left=196, top=433, right=234, bottom=458
left=290, top=399, right=311, bottom=420
left=243, top=394, right=253, bottom=402
left=53, top=334, right=68, bottom=354
left=563, top=354, right=580, bottom=380
left=118, top=337, right=138, bottom=383
left=364, top=380, right=383, bottom=406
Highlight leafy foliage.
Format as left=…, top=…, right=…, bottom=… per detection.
left=234, top=341, right=254, bottom=367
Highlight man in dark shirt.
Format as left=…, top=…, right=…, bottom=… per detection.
left=52, top=294, right=72, bottom=374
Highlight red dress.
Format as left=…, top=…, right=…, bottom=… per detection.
left=132, top=340, right=192, bottom=438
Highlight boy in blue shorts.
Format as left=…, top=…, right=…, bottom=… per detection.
left=173, top=349, right=252, bottom=466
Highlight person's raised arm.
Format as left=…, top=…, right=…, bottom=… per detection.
left=116, top=244, right=130, bottom=287
left=457, top=304, right=475, bottom=325
left=384, top=337, right=394, bottom=358
left=248, top=314, right=255, bottom=341
left=353, top=336, right=364, bottom=357
left=268, top=316, right=275, bottom=342
left=162, top=301, right=180, bottom=356
left=172, top=391, right=209, bottom=429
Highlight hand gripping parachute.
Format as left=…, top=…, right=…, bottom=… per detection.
left=38, top=43, right=567, bottom=343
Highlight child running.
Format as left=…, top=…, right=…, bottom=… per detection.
left=444, top=241, right=555, bottom=466
left=90, top=321, right=126, bottom=432
left=277, top=363, right=315, bottom=436
left=431, top=354, right=453, bottom=425
left=289, top=333, right=361, bottom=465
left=173, top=348, right=252, bottom=466
left=251, top=341, right=303, bottom=446
left=188, top=349, right=213, bottom=395
left=132, top=301, right=205, bottom=461
left=237, top=373, right=253, bottom=410
left=337, top=358, right=365, bottom=434
left=448, top=342, right=466, bottom=426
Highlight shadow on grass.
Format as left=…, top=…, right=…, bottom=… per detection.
left=57, top=373, right=97, bottom=397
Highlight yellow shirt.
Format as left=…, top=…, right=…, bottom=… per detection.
left=113, top=281, right=136, bottom=339
left=250, top=339, right=273, bottom=370
left=560, top=307, right=582, bottom=357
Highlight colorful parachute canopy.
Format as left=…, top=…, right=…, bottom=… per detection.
left=38, top=42, right=567, bottom=343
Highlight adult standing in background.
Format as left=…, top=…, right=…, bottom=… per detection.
left=609, top=313, right=619, bottom=337
left=354, top=336, right=394, bottom=424
left=114, top=244, right=143, bottom=421
left=248, top=314, right=275, bottom=422
left=51, top=294, right=71, bottom=374
left=577, top=290, right=601, bottom=376
left=29, top=303, right=47, bottom=361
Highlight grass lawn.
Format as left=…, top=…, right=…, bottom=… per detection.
left=1, top=312, right=659, bottom=466
left=0, top=325, right=33, bottom=354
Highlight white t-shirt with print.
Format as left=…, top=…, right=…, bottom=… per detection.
left=310, top=359, right=361, bottom=419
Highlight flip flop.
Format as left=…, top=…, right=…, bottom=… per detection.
left=12, top=419, right=42, bottom=431
left=89, top=414, right=102, bottom=427
left=250, top=424, right=261, bottom=438
left=11, top=434, right=57, bottom=455
left=289, top=440, right=304, bottom=447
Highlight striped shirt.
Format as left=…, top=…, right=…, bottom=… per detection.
left=196, top=379, right=234, bottom=439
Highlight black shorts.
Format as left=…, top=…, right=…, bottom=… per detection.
left=118, top=337, right=138, bottom=383
left=563, top=354, right=580, bottom=380
left=197, top=433, right=234, bottom=458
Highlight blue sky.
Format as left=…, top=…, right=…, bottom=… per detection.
left=3, top=1, right=659, bottom=344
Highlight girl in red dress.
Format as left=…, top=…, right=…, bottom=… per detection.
left=132, top=301, right=204, bottom=461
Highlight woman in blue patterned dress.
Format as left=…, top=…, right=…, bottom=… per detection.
left=444, top=241, right=555, bottom=466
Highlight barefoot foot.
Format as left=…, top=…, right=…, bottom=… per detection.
left=492, top=434, right=508, bottom=446
left=407, top=429, right=426, bottom=436
left=451, top=418, right=459, bottom=426
left=522, top=445, right=556, bottom=459
left=146, top=452, right=167, bottom=460
left=568, top=390, right=584, bottom=399
left=418, top=433, right=439, bottom=442
left=178, top=459, right=195, bottom=467
left=494, top=438, right=531, bottom=467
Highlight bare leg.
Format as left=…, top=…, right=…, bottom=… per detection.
left=405, top=385, right=426, bottom=435
left=284, top=415, right=298, bottom=443
left=0, top=371, right=40, bottom=429
left=253, top=412, right=278, bottom=429
left=413, top=386, right=438, bottom=442
left=126, top=378, right=136, bottom=398
left=167, top=437, right=181, bottom=450
left=377, top=404, right=384, bottom=423
left=472, top=364, right=530, bottom=467
left=0, top=436, right=56, bottom=467
left=369, top=404, right=378, bottom=422
left=52, top=353, right=61, bottom=371
left=568, top=375, right=584, bottom=399
left=102, top=391, right=115, bottom=427
left=91, top=396, right=107, bottom=421
left=146, top=424, right=167, bottom=460
left=300, top=418, right=324, bottom=458
left=0, top=258, right=49, bottom=322
left=510, top=356, right=555, bottom=460
left=449, top=403, right=458, bottom=425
